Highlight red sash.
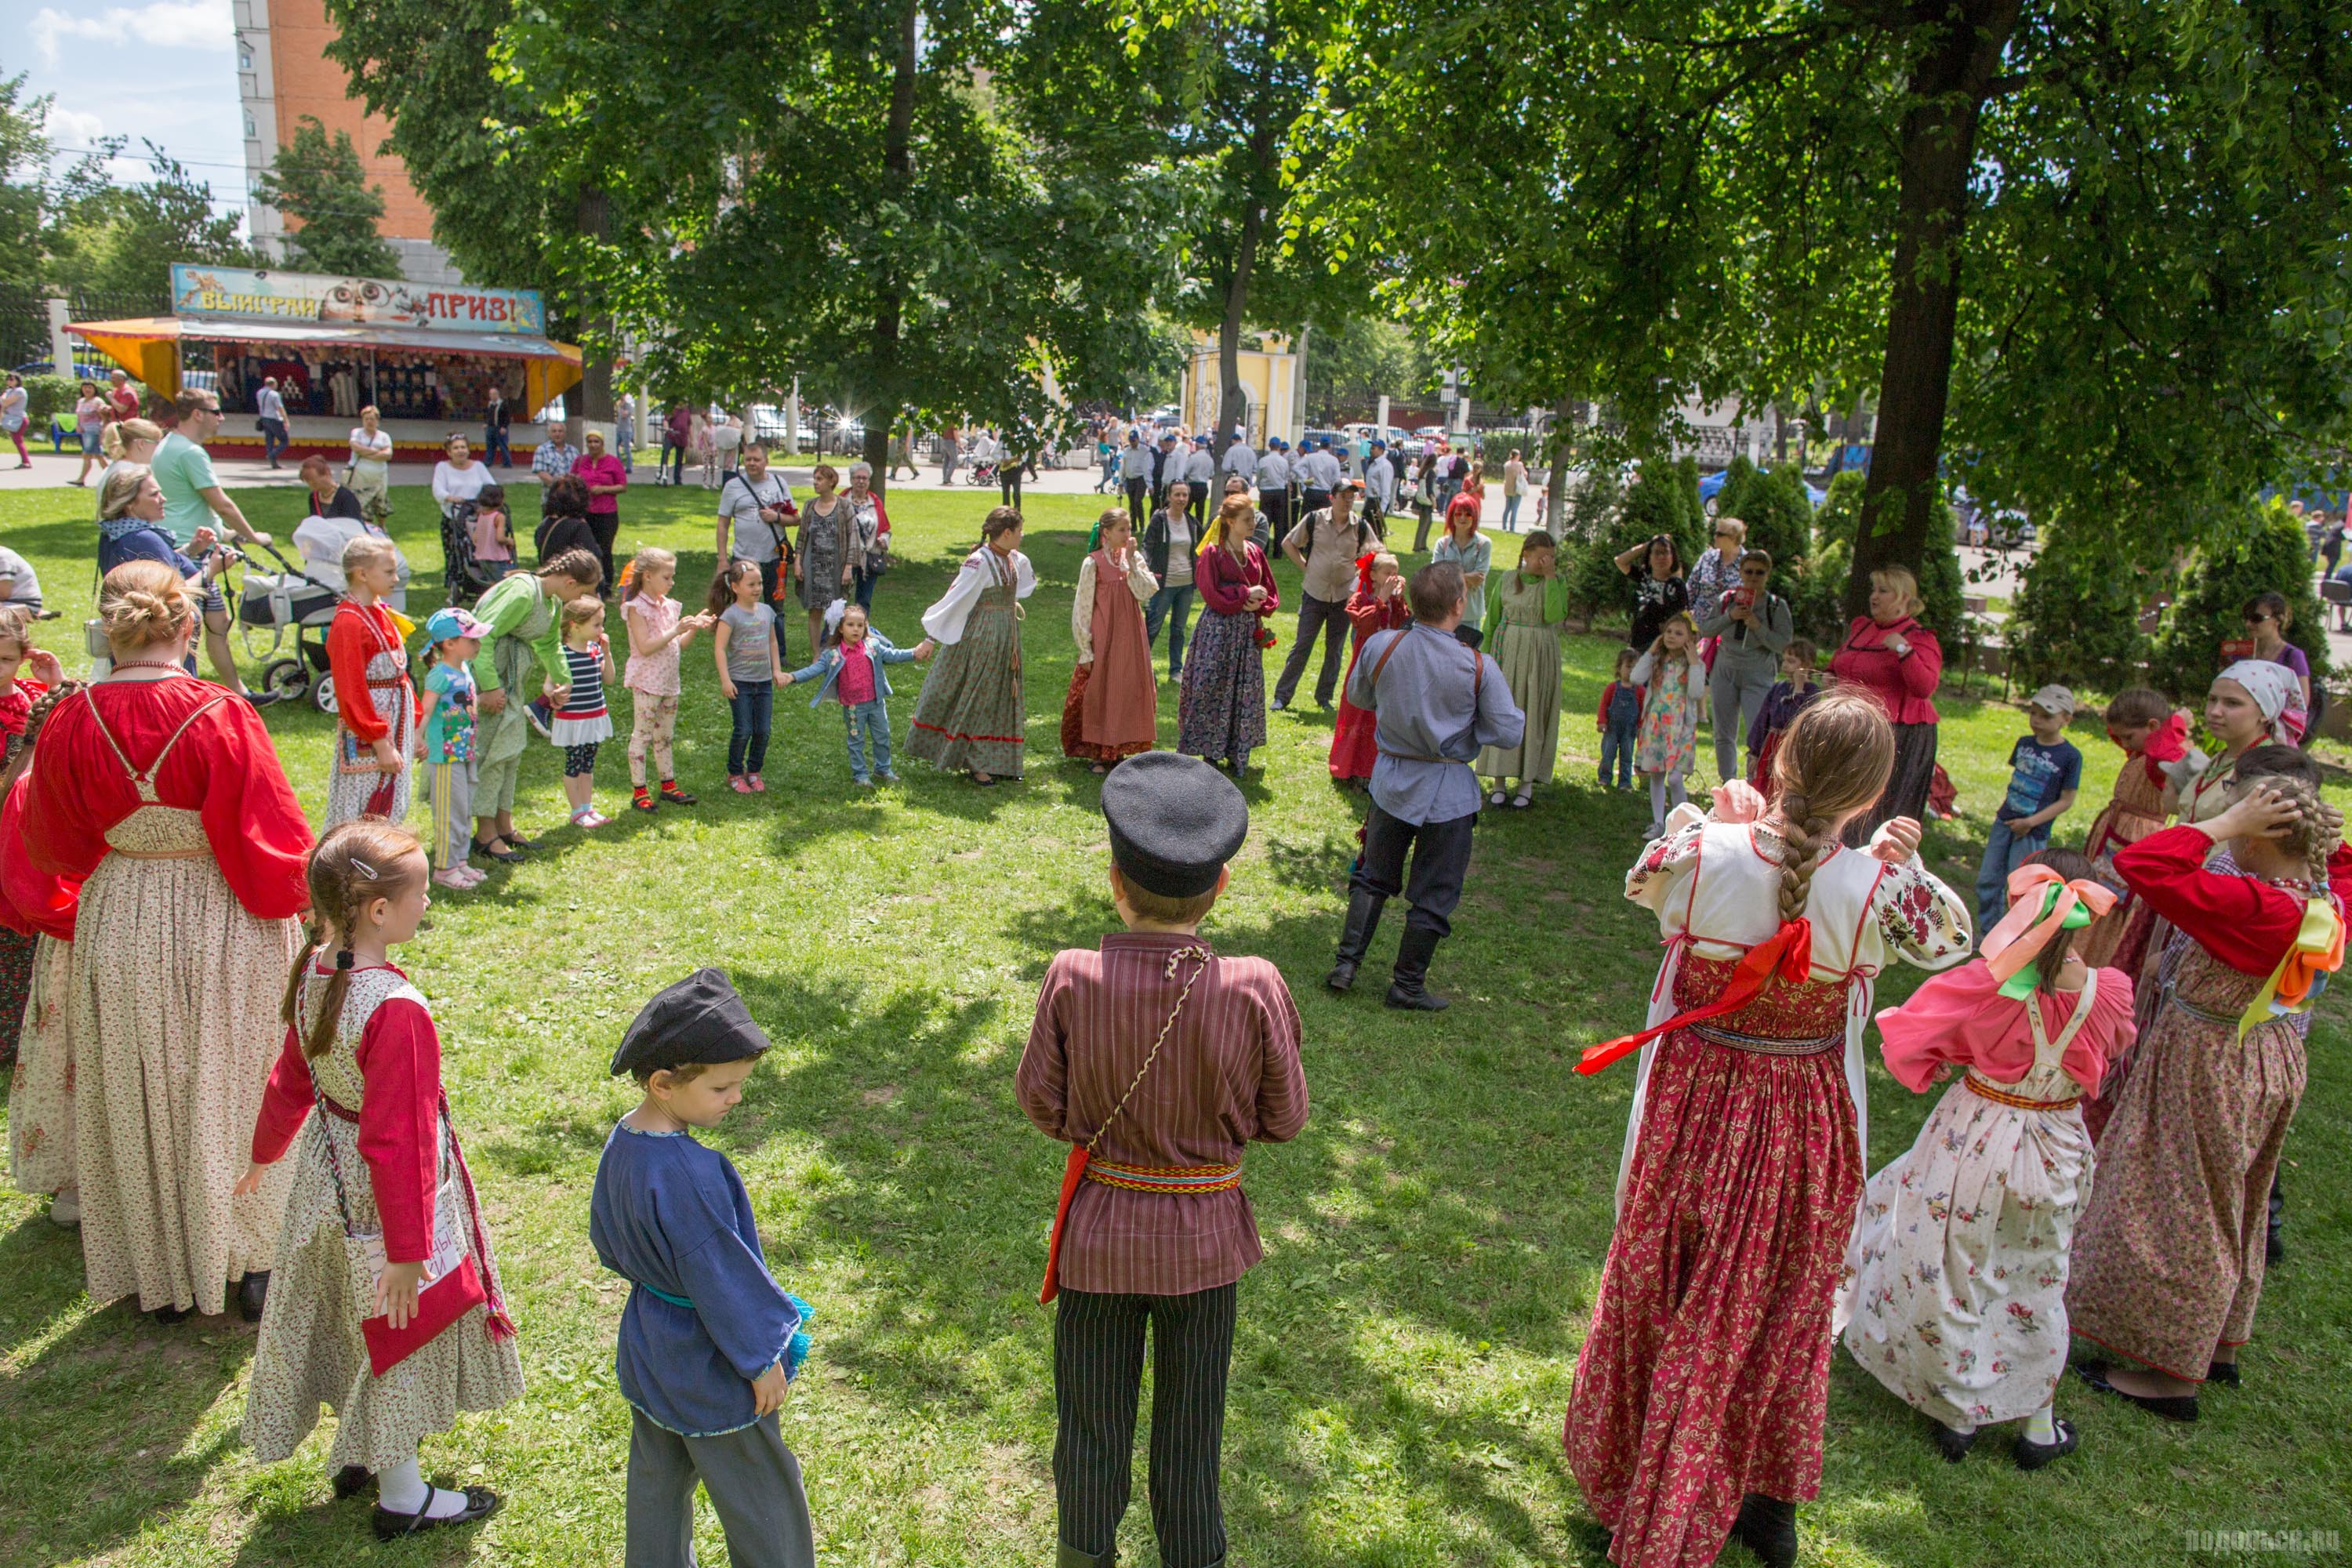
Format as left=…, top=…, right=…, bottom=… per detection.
left=1577, top=918, right=1814, bottom=1075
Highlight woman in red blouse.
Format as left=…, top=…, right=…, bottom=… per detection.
left=1177, top=494, right=1280, bottom=772
left=27, top=561, right=313, bottom=1323
left=1828, top=564, right=1943, bottom=844
left=2067, top=749, right=2348, bottom=1421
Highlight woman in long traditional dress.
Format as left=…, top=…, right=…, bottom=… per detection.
left=1565, top=691, right=1971, bottom=1568
left=909, top=506, right=1036, bottom=785
left=1177, top=494, right=1280, bottom=772
left=1842, top=849, right=2136, bottom=1467
left=26, top=561, right=314, bottom=1322
left=2078, top=688, right=2185, bottom=976
left=1060, top=510, right=1160, bottom=771
left=1476, top=531, right=1568, bottom=808
left=2067, top=747, right=2347, bottom=1422
left=466, top=550, right=603, bottom=861
left=796, top=463, right=857, bottom=657
left=1330, top=550, right=1408, bottom=786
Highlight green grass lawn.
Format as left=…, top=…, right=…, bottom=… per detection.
left=2, top=478, right=2347, bottom=1567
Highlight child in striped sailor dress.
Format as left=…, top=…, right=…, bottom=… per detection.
left=552, top=597, right=617, bottom=827
left=325, top=538, right=418, bottom=829
left=240, top=820, right=521, bottom=1541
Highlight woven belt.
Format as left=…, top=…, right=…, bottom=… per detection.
left=107, top=844, right=211, bottom=862
left=1083, top=1158, right=1243, bottom=1195
left=1379, top=750, right=1472, bottom=767
left=2162, top=981, right=2241, bottom=1028
left=1686, top=1020, right=1842, bottom=1057
left=315, top=1091, right=361, bottom=1123
left=1964, top=1073, right=2082, bottom=1112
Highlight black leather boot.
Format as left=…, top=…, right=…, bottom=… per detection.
left=1326, top=890, right=1386, bottom=992
left=1384, top=927, right=1450, bottom=1011
left=238, top=1270, right=270, bottom=1323
left=1057, top=1542, right=1115, bottom=1568
left=1729, top=1494, right=1797, bottom=1568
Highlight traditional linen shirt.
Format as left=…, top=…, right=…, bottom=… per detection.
left=920, top=547, right=1036, bottom=644
left=591, top=1123, right=808, bottom=1436
left=1017, top=931, right=1308, bottom=1294
left=1347, top=621, right=1524, bottom=825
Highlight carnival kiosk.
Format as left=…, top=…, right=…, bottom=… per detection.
left=68, top=263, right=584, bottom=462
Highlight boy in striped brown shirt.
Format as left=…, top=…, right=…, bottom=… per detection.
left=1018, top=751, right=1308, bottom=1568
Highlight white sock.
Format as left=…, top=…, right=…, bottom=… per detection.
left=1649, top=776, right=1668, bottom=822
left=1668, top=774, right=1688, bottom=811
left=378, top=1457, right=470, bottom=1518
left=2025, top=1403, right=2058, bottom=1445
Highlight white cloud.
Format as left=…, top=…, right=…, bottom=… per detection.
left=33, top=2, right=232, bottom=67
left=47, top=107, right=107, bottom=147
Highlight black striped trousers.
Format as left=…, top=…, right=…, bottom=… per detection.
left=1053, top=1283, right=1237, bottom=1568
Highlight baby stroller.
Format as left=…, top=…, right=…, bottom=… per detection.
left=966, top=456, right=1000, bottom=488
left=235, top=539, right=346, bottom=713
left=441, top=499, right=500, bottom=604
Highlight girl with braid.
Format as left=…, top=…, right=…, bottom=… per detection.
left=2067, top=745, right=2348, bottom=1423
left=240, top=818, right=521, bottom=1540
left=1565, top=689, right=1971, bottom=1568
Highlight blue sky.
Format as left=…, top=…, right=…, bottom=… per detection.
left=9, top=0, right=249, bottom=219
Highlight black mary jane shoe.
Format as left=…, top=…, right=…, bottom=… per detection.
left=151, top=1304, right=193, bottom=1326
left=470, top=837, right=524, bottom=865
left=1930, top=1421, right=1977, bottom=1462
left=332, top=1465, right=376, bottom=1501
left=2077, top=1359, right=2199, bottom=1422
left=372, top=1484, right=504, bottom=1541
left=2013, top=1418, right=2079, bottom=1472
left=238, top=1271, right=270, bottom=1323
left=503, top=831, right=543, bottom=851
left=1727, top=1493, right=1798, bottom=1568
left=2205, top=1360, right=2241, bottom=1388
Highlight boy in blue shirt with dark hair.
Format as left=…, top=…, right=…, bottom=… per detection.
left=1976, top=684, right=2084, bottom=932
left=592, top=969, right=815, bottom=1568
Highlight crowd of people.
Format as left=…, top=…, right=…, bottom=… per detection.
left=0, top=389, right=2345, bottom=1568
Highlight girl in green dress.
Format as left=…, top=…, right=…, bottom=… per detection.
left=1478, top=532, right=1570, bottom=808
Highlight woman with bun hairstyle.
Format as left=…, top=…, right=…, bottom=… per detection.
left=1565, top=690, right=1971, bottom=1568
left=24, top=561, right=314, bottom=1323
left=909, top=506, right=1036, bottom=785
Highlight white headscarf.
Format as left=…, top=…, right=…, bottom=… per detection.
left=2217, top=659, right=2299, bottom=736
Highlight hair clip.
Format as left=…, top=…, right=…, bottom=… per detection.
left=350, top=855, right=380, bottom=879
left=334, top=949, right=356, bottom=971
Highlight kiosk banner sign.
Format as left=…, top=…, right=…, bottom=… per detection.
left=170, top=264, right=546, bottom=336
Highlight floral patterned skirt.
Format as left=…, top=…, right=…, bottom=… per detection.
left=1176, top=608, right=1266, bottom=763
left=1841, top=1083, right=2092, bottom=1427
left=0, top=924, right=31, bottom=1069
left=1565, top=960, right=1860, bottom=1568
left=6, top=936, right=75, bottom=1196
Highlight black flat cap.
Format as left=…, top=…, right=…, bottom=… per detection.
left=610, top=968, right=771, bottom=1077
left=1101, top=752, right=1247, bottom=898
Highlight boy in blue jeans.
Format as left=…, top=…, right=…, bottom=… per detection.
left=782, top=601, right=934, bottom=787
left=1976, top=684, right=2083, bottom=932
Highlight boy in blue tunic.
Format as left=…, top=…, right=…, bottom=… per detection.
left=592, top=968, right=815, bottom=1568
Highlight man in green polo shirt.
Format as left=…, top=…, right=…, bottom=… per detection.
left=149, top=387, right=280, bottom=704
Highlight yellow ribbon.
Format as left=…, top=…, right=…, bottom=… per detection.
left=2237, top=896, right=2344, bottom=1038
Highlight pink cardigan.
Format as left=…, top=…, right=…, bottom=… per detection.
left=1828, top=615, right=1942, bottom=724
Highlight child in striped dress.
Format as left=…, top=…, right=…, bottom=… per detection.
left=552, top=597, right=615, bottom=828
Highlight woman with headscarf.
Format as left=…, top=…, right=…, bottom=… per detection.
left=1059, top=509, right=1160, bottom=772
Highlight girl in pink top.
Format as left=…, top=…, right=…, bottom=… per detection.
left=1842, top=848, right=2136, bottom=1471
left=618, top=548, right=711, bottom=812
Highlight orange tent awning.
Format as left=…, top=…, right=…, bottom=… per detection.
left=67, top=318, right=186, bottom=398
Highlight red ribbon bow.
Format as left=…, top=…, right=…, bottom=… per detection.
left=1577, top=918, right=1814, bottom=1075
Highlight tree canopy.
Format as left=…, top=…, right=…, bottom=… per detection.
left=254, top=116, right=401, bottom=278
left=1298, top=0, right=2352, bottom=608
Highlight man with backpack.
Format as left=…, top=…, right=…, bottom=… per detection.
left=713, top=442, right=800, bottom=641
left=1273, top=478, right=1380, bottom=713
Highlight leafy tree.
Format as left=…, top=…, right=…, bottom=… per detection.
left=1734, top=468, right=1814, bottom=575
left=2006, top=517, right=2153, bottom=693
left=1302, top=317, right=1435, bottom=426
left=1011, top=0, right=1359, bottom=459
left=2149, top=499, right=2331, bottom=701
left=1814, top=470, right=1867, bottom=552
left=487, top=0, right=1180, bottom=485
left=326, top=0, right=627, bottom=418
left=0, top=76, right=51, bottom=295
left=1300, top=0, right=2352, bottom=619
left=47, top=143, right=252, bottom=300
left=1568, top=459, right=1697, bottom=622
left=253, top=116, right=401, bottom=278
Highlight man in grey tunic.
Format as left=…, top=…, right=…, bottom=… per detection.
left=1326, top=561, right=1525, bottom=1011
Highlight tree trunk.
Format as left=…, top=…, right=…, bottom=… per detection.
left=1544, top=395, right=1579, bottom=535
left=1847, top=0, right=2024, bottom=616
left=573, top=187, right=615, bottom=426
left=1214, top=111, right=1279, bottom=462
left=862, top=0, right=920, bottom=495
